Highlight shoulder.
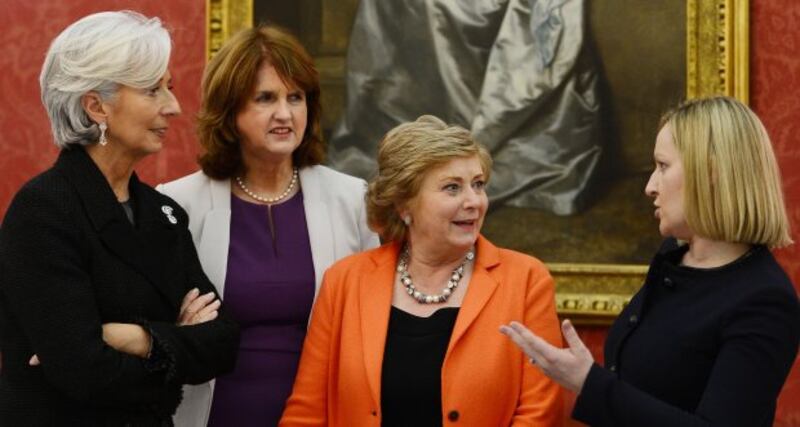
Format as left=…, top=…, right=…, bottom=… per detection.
left=3, top=168, right=75, bottom=225
left=302, top=165, right=368, bottom=193
left=330, top=243, right=392, bottom=273
left=157, top=170, right=213, bottom=198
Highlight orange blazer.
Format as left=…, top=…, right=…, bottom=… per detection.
left=280, top=235, right=564, bottom=427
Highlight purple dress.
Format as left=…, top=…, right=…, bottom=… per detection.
left=207, top=192, right=315, bottom=427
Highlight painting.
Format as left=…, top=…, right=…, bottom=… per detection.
left=207, top=0, right=749, bottom=324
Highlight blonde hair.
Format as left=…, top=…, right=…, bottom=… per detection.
left=367, top=115, right=492, bottom=242
left=661, top=96, right=792, bottom=247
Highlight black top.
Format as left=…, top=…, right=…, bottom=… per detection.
left=381, top=306, right=459, bottom=427
left=573, top=238, right=800, bottom=427
left=0, top=147, right=240, bottom=425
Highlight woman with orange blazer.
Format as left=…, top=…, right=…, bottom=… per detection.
left=280, top=116, right=564, bottom=426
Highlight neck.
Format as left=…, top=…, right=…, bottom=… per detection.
left=241, top=156, right=295, bottom=195
left=85, top=144, right=137, bottom=202
left=682, top=236, right=752, bottom=268
left=406, top=240, right=472, bottom=275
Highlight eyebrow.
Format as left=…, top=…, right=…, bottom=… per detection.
left=437, top=173, right=485, bottom=182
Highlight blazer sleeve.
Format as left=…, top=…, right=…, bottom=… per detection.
left=142, top=208, right=240, bottom=386
left=572, top=285, right=800, bottom=427
left=280, top=268, right=338, bottom=426
left=0, top=185, right=173, bottom=407
left=512, top=263, right=565, bottom=426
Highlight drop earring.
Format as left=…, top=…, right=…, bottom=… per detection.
left=403, top=215, right=412, bottom=226
left=98, top=122, right=108, bottom=146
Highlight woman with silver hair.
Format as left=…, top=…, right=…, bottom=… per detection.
left=0, top=11, right=239, bottom=425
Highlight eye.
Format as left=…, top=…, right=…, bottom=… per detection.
left=255, top=92, right=274, bottom=103
left=288, top=92, right=305, bottom=103
left=472, top=180, right=486, bottom=191
left=443, top=183, right=460, bottom=193
left=657, top=161, right=667, bottom=171
left=146, top=86, right=160, bottom=97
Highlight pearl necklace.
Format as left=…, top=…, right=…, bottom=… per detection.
left=235, top=168, right=299, bottom=204
left=397, top=245, right=475, bottom=304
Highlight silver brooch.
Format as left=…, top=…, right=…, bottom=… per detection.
left=161, top=205, right=178, bottom=224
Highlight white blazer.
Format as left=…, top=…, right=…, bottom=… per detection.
left=157, top=165, right=380, bottom=427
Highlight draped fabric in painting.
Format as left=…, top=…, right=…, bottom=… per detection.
left=329, top=0, right=603, bottom=214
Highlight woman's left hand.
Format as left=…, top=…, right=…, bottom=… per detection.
left=500, top=319, right=594, bottom=393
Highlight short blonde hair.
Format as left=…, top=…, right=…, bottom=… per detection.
left=367, top=115, right=492, bottom=242
left=661, top=96, right=792, bottom=247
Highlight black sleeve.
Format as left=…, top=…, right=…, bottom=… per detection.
left=572, top=286, right=800, bottom=427
left=141, top=208, right=240, bottom=386
left=0, top=185, right=172, bottom=407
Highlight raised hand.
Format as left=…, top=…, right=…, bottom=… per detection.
left=500, top=318, right=594, bottom=393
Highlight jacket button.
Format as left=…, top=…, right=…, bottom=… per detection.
left=448, top=410, right=460, bottom=421
left=371, top=410, right=377, bottom=416
left=609, top=364, right=617, bottom=372
left=629, top=314, right=638, bottom=324
left=663, top=277, right=674, bottom=288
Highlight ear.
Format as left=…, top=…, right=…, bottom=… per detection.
left=81, top=91, right=108, bottom=125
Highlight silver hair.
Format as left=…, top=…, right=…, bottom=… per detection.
left=40, top=10, right=171, bottom=148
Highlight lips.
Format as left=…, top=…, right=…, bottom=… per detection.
left=151, top=128, right=168, bottom=138
left=453, top=219, right=477, bottom=227
left=269, top=127, right=292, bottom=135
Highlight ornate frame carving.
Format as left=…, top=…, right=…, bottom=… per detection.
left=208, top=0, right=750, bottom=324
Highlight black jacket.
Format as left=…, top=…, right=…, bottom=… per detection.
left=573, top=238, right=800, bottom=427
left=0, top=147, right=240, bottom=425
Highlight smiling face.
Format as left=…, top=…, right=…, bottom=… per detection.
left=645, top=125, right=692, bottom=240
left=235, top=62, right=308, bottom=167
left=103, top=70, right=180, bottom=158
left=402, top=155, right=489, bottom=259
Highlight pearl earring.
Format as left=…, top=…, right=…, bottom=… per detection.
left=403, top=215, right=412, bottom=226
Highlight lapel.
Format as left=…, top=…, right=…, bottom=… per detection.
left=299, top=166, right=336, bottom=294
left=358, top=243, right=398, bottom=409
left=447, top=235, right=501, bottom=354
left=55, top=147, right=181, bottom=306
left=196, top=177, right=232, bottom=292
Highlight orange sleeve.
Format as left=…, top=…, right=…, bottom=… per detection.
left=511, top=263, right=565, bottom=427
left=279, top=269, right=338, bottom=427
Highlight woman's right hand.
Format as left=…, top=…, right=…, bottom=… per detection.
left=177, top=288, right=221, bottom=326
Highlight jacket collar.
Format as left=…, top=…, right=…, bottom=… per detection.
left=358, top=235, right=502, bottom=409
left=54, top=147, right=181, bottom=304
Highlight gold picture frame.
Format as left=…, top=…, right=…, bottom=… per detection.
left=206, top=0, right=749, bottom=324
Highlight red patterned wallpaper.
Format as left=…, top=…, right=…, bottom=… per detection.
left=752, top=2, right=800, bottom=426
left=0, top=0, right=205, bottom=216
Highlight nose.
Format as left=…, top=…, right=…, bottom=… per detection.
left=645, top=169, right=657, bottom=198
left=274, top=98, right=291, bottom=120
left=162, top=90, right=181, bottom=117
left=463, top=186, right=483, bottom=209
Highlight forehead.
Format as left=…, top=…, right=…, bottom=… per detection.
left=425, top=156, right=484, bottom=180
left=254, top=61, right=299, bottom=90
left=654, top=125, right=678, bottom=157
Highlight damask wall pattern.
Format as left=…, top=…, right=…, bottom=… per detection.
left=752, top=2, right=800, bottom=426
